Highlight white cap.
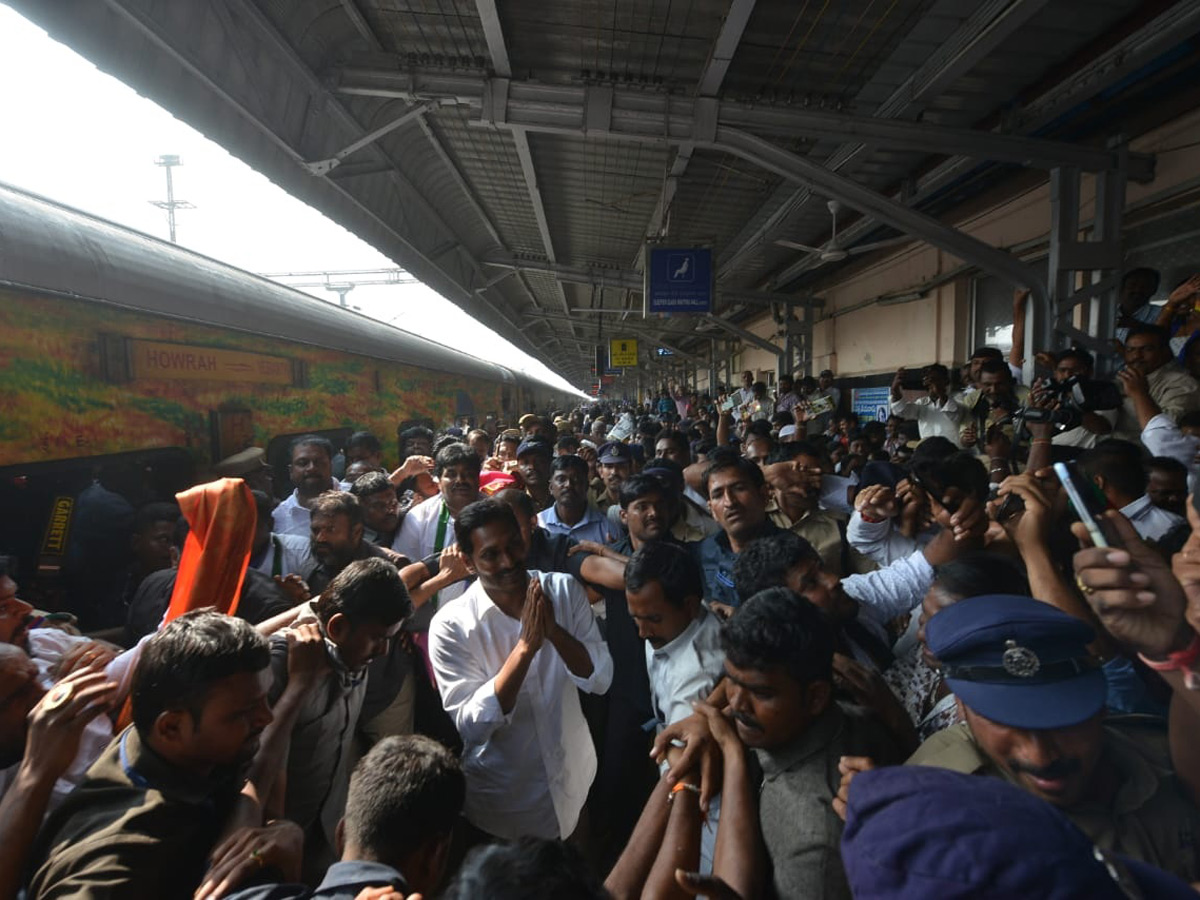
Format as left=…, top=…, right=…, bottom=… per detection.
left=779, top=424, right=798, bottom=440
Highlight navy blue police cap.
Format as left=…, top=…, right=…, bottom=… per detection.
left=842, top=765, right=1195, bottom=899
left=515, top=438, right=552, bottom=459
left=642, top=457, right=684, bottom=493
left=925, top=594, right=1105, bottom=730
left=598, top=441, right=633, bottom=465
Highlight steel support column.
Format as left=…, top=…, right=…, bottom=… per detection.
left=1046, top=162, right=1126, bottom=367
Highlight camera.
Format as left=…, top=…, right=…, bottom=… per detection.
left=1016, top=375, right=1121, bottom=431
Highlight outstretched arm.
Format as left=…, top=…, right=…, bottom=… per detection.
left=0, top=669, right=118, bottom=899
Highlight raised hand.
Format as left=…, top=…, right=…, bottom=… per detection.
left=438, top=544, right=471, bottom=584
left=832, top=755, right=876, bottom=821
left=1072, top=510, right=1193, bottom=659
left=389, top=455, right=434, bottom=485
left=273, top=574, right=311, bottom=606
left=519, top=577, right=546, bottom=653
left=651, top=710, right=722, bottom=811
left=25, top=668, right=119, bottom=783
left=994, top=471, right=1056, bottom=548
left=533, top=577, right=557, bottom=639
left=51, top=640, right=120, bottom=681
left=855, top=484, right=899, bottom=522
left=285, top=622, right=330, bottom=687
left=1116, top=365, right=1150, bottom=399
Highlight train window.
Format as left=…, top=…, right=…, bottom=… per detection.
left=0, top=448, right=194, bottom=623
left=266, top=428, right=354, bottom=499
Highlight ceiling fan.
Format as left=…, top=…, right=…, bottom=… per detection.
left=774, top=199, right=911, bottom=265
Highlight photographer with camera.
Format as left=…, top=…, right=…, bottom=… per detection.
left=889, top=365, right=963, bottom=446
left=958, top=359, right=1029, bottom=456
left=1029, top=348, right=1119, bottom=451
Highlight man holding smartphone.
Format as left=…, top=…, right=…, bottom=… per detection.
left=889, top=364, right=964, bottom=445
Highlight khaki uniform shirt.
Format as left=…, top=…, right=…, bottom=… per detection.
left=1114, top=361, right=1200, bottom=442
left=908, top=721, right=1200, bottom=881
left=29, top=727, right=241, bottom=899
left=755, top=704, right=902, bottom=900
left=768, top=504, right=844, bottom=576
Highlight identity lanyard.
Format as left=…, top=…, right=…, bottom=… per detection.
left=430, top=501, right=451, bottom=611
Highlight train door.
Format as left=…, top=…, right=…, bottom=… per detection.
left=0, top=447, right=195, bottom=620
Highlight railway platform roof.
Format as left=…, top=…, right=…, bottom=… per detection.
left=9, top=0, right=1200, bottom=390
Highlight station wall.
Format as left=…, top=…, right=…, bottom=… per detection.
left=732, top=104, right=1200, bottom=381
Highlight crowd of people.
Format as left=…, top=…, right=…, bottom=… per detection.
left=3, top=268, right=1200, bottom=898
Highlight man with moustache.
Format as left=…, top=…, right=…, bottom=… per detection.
left=392, top=443, right=480, bottom=607
left=593, top=441, right=635, bottom=528
left=625, top=542, right=723, bottom=730
left=889, top=364, right=963, bottom=445
left=268, top=559, right=411, bottom=880
left=538, top=455, right=618, bottom=545
left=579, top=475, right=686, bottom=858
left=763, top=447, right=843, bottom=576
left=427, top=500, right=612, bottom=841
left=514, top=438, right=555, bottom=512
left=27, top=611, right=295, bottom=897
left=691, top=454, right=781, bottom=612
left=1113, top=324, right=1200, bottom=441
left=274, top=436, right=343, bottom=537
left=653, top=590, right=901, bottom=899
left=350, top=472, right=405, bottom=548
left=300, top=492, right=407, bottom=596
left=905, top=594, right=1200, bottom=881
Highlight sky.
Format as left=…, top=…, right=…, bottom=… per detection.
left=0, top=5, right=585, bottom=396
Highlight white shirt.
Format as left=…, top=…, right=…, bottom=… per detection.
left=428, top=570, right=613, bottom=840
left=393, top=496, right=469, bottom=606
left=846, top=513, right=933, bottom=568
left=646, top=608, right=725, bottom=729
left=251, top=532, right=313, bottom=577
left=1052, top=408, right=1118, bottom=449
left=271, top=479, right=344, bottom=537
left=1120, top=494, right=1185, bottom=543
left=1141, top=414, right=1200, bottom=496
left=889, top=395, right=964, bottom=445
left=842, top=548, right=936, bottom=624
left=0, top=629, right=114, bottom=814
left=819, top=475, right=856, bottom=517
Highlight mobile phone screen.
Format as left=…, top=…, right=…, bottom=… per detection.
left=1053, top=461, right=1115, bottom=548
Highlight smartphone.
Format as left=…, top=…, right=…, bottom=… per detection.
left=1052, top=461, right=1116, bottom=548
left=806, top=394, right=835, bottom=416
left=899, top=370, right=926, bottom=391
left=720, top=396, right=737, bottom=413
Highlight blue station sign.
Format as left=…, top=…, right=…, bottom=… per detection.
left=645, top=247, right=713, bottom=314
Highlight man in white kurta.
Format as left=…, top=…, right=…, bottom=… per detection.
left=428, top=501, right=612, bottom=841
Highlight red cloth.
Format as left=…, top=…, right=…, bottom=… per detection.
left=479, top=470, right=519, bottom=495
left=165, top=477, right=257, bottom=621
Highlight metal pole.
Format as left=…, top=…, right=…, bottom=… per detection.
left=164, top=164, right=177, bottom=243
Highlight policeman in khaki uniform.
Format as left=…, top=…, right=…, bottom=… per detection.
left=907, top=594, right=1200, bottom=882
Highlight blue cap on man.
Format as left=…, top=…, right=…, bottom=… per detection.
left=516, top=438, right=552, bottom=459
left=925, top=594, right=1106, bottom=731
left=598, top=441, right=633, bottom=465
left=842, top=765, right=1196, bottom=899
